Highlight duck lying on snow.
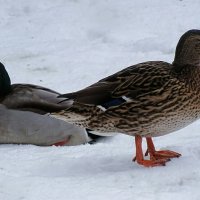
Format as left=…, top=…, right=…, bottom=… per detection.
left=0, top=63, right=104, bottom=146
left=0, top=104, right=90, bottom=146
left=50, top=29, right=200, bottom=167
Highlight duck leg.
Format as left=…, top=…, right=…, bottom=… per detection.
left=134, top=135, right=169, bottom=167
left=145, top=137, right=181, bottom=160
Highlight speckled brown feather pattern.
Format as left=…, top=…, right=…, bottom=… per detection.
left=52, top=30, right=200, bottom=138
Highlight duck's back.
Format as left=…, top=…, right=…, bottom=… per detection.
left=57, top=61, right=200, bottom=137
left=1, top=84, right=70, bottom=114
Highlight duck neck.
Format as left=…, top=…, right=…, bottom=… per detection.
left=173, top=64, right=200, bottom=91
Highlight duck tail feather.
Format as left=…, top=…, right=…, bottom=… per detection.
left=50, top=102, right=104, bottom=126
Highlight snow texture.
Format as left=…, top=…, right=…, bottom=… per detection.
left=0, top=0, right=200, bottom=200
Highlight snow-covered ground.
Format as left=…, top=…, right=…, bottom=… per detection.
left=0, top=0, right=200, bottom=199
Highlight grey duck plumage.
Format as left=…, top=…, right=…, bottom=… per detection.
left=51, top=29, right=200, bottom=167
left=0, top=63, right=105, bottom=145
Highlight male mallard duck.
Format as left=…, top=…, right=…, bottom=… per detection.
left=0, top=63, right=102, bottom=146
left=51, top=29, right=200, bottom=167
left=0, top=63, right=70, bottom=114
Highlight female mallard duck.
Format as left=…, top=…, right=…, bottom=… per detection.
left=51, top=29, right=200, bottom=167
left=0, top=63, right=103, bottom=146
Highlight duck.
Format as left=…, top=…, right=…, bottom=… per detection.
left=50, top=29, right=200, bottom=167
left=0, top=104, right=91, bottom=146
left=0, top=63, right=104, bottom=146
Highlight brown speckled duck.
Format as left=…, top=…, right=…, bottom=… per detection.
left=51, top=29, right=200, bottom=167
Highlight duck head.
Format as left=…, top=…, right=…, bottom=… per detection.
left=173, top=29, right=200, bottom=67
left=0, top=62, right=11, bottom=97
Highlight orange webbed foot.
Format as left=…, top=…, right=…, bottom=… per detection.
left=148, top=150, right=181, bottom=160
left=145, top=137, right=181, bottom=160
left=134, top=135, right=170, bottom=167
left=136, top=158, right=169, bottom=167
left=51, top=137, right=70, bottom=146
left=134, top=136, right=181, bottom=167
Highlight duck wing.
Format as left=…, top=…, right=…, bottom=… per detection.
left=59, top=61, right=173, bottom=108
left=1, top=84, right=70, bottom=114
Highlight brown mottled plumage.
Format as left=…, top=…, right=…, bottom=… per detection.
left=52, top=29, right=200, bottom=167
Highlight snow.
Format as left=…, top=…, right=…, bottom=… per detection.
left=0, top=0, right=200, bottom=199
